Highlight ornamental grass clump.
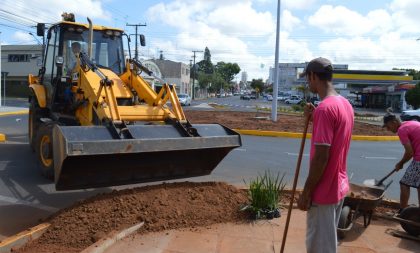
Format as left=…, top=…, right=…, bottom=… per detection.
left=243, top=171, right=287, bottom=219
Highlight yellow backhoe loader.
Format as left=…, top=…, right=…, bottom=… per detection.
left=28, top=15, right=241, bottom=191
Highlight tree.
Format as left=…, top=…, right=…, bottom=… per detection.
left=214, top=62, right=241, bottom=83
left=210, top=72, right=227, bottom=93
left=250, top=79, right=264, bottom=93
left=197, top=72, right=212, bottom=89
left=197, top=47, right=214, bottom=74
left=393, top=68, right=420, bottom=80
left=405, top=82, right=420, bottom=109
left=296, top=85, right=309, bottom=99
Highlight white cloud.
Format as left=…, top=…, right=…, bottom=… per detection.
left=317, top=34, right=420, bottom=70
left=281, top=10, right=301, bottom=32
left=308, top=5, right=393, bottom=36
left=11, top=31, right=36, bottom=44
left=146, top=0, right=307, bottom=79
left=206, top=2, right=274, bottom=36
left=283, top=0, right=317, bottom=10
left=2, top=0, right=110, bottom=24
left=390, top=0, right=420, bottom=34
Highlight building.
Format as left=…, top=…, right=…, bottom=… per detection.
left=1, top=44, right=43, bottom=97
left=150, top=59, right=191, bottom=95
left=241, top=71, right=248, bottom=83
left=268, top=62, right=348, bottom=90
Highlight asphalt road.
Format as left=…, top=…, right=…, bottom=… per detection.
left=0, top=110, right=415, bottom=239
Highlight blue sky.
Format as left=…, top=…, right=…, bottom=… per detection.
left=1, top=0, right=420, bottom=80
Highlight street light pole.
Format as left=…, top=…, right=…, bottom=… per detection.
left=191, top=50, right=203, bottom=100
left=29, top=32, right=42, bottom=45
left=2, top=72, right=7, bottom=106
left=271, top=0, right=281, bottom=122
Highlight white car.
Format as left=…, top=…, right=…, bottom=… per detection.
left=400, top=109, right=420, bottom=121
left=266, top=94, right=273, bottom=101
left=285, top=97, right=303, bottom=104
left=178, top=94, right=191, bottom=106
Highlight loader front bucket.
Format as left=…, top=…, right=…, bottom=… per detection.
left=52, top=124, right=241, bottom=190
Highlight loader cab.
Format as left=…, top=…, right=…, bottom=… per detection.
left=41, top=22, right=125, bottom=113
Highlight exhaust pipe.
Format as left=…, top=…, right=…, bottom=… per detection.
left=87, top=17, right=93, bottom=60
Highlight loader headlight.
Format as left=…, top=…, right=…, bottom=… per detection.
left=68, top=27, right=75, bottom=32
left=114, top=31, right=121, bottom=37
left=105, top=30, right=113, bottom=36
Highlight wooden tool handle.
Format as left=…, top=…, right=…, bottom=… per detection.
left=280, top=116, right=310, bottom=253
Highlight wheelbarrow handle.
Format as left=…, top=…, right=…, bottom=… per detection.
left=377, top=168, right=397, bottom=186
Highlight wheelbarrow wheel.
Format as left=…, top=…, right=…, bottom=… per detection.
left=338, top=206, right=351, bottom=239
left=399, top=206, right=420, bottom=236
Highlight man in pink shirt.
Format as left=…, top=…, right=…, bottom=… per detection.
left=383, top=113, right=420, bottom=209
left=297, top=57, right=354, bottom=253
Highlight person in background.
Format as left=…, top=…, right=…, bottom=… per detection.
left=297, top=57, right=354, bottom=253
left=383, top=112, right=420, bottom=210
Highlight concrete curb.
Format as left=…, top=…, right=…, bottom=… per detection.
left=81, top=222, right=144, bottom=253
left=0, top=110, right=29, bottom=117
left=0, top=223, right=50, bottom=253
left=0, top=110, right=397, bottom=142
left=234, top=129, right=399, bottom=141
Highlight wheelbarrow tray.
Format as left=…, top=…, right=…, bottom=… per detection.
left=343, top=183, right=385, bottom=212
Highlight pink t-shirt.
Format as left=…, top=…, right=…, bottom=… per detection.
left=397, top=121, right=420, bottom=161
left=310, top=95, right=354, bottom=204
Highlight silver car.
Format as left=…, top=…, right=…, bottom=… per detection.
left=178, top=94, right=191, bottom=106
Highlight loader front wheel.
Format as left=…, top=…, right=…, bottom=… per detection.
left=29, top=97, right=48, bottom=152
left=29, top=97, right=41, bottom=152
left=36, top=124, right=55, bottom=180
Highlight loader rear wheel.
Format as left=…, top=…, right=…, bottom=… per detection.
left=36, top=123, right=55, bottom=180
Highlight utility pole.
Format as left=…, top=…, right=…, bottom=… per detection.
left=189, top=59, right=193, bottom=98
left=126, top=23, right=146, bottom=60
left=191, top=50, right=203, bottom=100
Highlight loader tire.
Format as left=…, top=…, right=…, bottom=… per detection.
left=28, top=97, right=47, bottom=152
left=36, top=123, right=55, bottom=180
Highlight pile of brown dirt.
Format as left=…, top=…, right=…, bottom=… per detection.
left=185, top=111, right=393, bottom=136
left=17, top=182, right=249, bottom=253
left=15, top=182, right=398, bottom=253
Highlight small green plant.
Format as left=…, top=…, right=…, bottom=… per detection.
left=291, top=104, right=303, bottom=111
left=243, top=170, right=287, bottom=219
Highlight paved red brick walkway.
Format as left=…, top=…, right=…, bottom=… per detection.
left=104, top=209, right=419, bottom=253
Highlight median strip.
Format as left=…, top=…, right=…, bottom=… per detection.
left=0, top=110, right=29, bottom=117
left=234, top=129, right=399, bottom=141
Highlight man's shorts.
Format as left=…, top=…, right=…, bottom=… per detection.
left=400, top=160, right=420, bottom=188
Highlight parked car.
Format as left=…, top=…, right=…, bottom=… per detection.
left=240, top=94, right=251, bottom=100
left=285, top=97, right=304, bottom=104
left=277, top=95, right=289, bottom=101
left=400, top=109, right=420, bottom=121
left=178, top=94, right=191, bottom=106
left=266, top=94, right=273, bottom=101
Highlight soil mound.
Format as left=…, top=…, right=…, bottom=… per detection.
left=17, top=182, right=248, bottom=253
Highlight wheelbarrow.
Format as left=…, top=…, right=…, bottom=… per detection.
left=337, top=182, right=391, bottom=239
left=391, top=206, right=420, bottom=241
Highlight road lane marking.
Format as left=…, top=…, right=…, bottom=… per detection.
left=0, top=195, right=58, bottom=212
left=361, top=156, right=397, bottom=160
left=234, top=148, right=247, bottom=152
left=285, top=152, right=309, bottom=156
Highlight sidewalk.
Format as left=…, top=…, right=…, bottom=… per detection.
left=103, top=209, right=419, bottom=253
